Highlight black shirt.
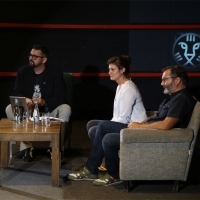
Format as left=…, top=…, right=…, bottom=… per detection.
left=13, top=65, right=67, bottom=112
left=147, top=88, right=196, bottom=128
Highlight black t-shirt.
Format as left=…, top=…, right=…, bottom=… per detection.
left=33, top=71, right=49, bottom=113
left=13, top=65, right=67, bottom=112
left=147, top=89, right=196, bottom=128
left=34, top=71, right=44, bottom=86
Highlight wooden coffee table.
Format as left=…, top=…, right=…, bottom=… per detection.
left=0, top=118, right=61, bottom=187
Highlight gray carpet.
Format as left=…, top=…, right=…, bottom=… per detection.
left=0, top=148, right=200, bottom=200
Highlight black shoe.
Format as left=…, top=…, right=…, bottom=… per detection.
left=23, top=148, right=34, bottom=162
left=47, top=147, right=52, bottom=159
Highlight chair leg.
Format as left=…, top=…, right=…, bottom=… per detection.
left=123, top=181, right=130, bottom=192
left=173, top=180, right=180, bottom=192
left=61, top=145, right=65, bottom=160
left=123, top=181, right=135, bottom=192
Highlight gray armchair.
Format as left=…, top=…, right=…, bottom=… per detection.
left=120, top=101, right=200, bottom=192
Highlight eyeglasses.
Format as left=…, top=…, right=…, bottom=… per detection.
left=28, top=54, right=44, bottom=60
left=161, top=76, right=177, bottom=83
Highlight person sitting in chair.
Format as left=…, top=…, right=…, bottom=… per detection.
left=5, top=44, right=71, bottom=162
left=86, top=55, right=147, bottom=171
left=66, top=65, right=196, bottom=186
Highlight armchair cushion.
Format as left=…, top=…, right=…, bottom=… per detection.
left=120, top=128, right=194, bottom=143
left=120, top=126, right=195, bottom=181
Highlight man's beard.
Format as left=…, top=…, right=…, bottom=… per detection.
left=163, top=88, right=170, bottom=94
left=29, top=60, right=37, bottom=68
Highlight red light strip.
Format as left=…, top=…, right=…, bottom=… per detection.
left=0, top=72, right=17, bottom=76
left=1, top=72, right=200, bottom=77
left=71, top=72, right=163, bottom=77
left=0, top=23, right=200, bottom=29
left=1, top=24, right=200, bottom=77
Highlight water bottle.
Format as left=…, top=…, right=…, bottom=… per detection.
left=33, top=101, right=40, bottom=123
left=13, top=98, right=20, bottom=122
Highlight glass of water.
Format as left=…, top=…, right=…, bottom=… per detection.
left=41, top=112, right=51, bottom=126
left=22, top=111, right=29, bottom=122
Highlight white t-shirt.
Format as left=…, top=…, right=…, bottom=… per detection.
left=111, top=80, right=147, bottom=124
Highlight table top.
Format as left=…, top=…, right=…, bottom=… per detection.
left=0, top=118, right=61, bottom=135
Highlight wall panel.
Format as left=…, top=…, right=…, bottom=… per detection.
left=0, top=1, right=200, bottom=119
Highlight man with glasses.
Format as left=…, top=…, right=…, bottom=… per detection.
left=66, top=65, right=196, bottom=186
left=131, top=65, right=196, bottom=129
left=5, top=44, right=71, bottom=162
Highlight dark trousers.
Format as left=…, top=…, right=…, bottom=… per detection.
left=85, top=120, right=127, bottom=178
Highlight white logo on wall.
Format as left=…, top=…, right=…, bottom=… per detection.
left=173, top=33, right=200, bottom=68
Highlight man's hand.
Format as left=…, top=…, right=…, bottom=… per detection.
left=127, top=117, right=179, bottom=130
left=32, top=98, right=45, bottom=106
left=128, top=122, right=142, bottom=128
left=26, top=98, right=34, bottom=110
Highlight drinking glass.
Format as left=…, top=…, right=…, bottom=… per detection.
left=28, top=109, right=32, bottom=121
left=41, top=112, right=51, bottom=126
left=22, top=111, right=29, bottom=122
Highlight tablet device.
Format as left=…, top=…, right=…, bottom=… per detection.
left=9, top=96, right=28, bottom=115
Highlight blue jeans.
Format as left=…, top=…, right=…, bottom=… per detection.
left=85, top=120, right=127, bottom=178
left=86, top=120, right=101, bottom=141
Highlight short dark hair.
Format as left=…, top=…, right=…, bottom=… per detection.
left=32, top=44, right=49, bottom=58
left=107, top=55, right=131, bottom=78
left=162, top=65, right=189, bottom=86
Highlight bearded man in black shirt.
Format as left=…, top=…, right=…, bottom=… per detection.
left=6, top=45, right=71, bottom=162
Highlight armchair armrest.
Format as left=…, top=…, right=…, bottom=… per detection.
left=120, top=128, right=194, bottom=143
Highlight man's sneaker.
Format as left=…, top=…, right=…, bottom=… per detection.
left=47, top=147, right=52, bottom=159
left=93, top=173, right=122, bottom=186
left=23, top=148, right=34, bottom=162
left=68, top=167, right=97, bottom=181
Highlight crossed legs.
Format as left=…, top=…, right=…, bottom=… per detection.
left=85, top=120, right=127, bottom=178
